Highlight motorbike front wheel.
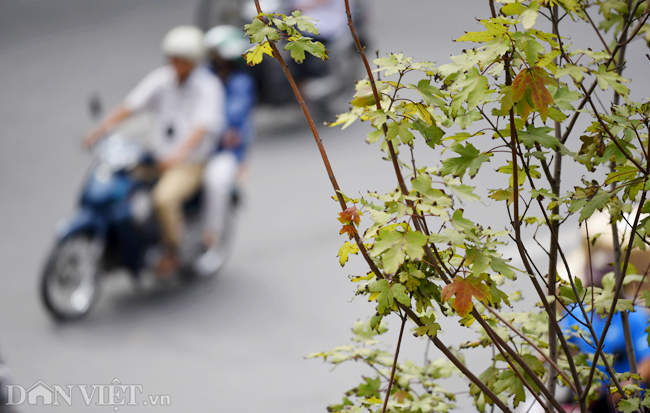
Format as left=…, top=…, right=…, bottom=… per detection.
left=41, top=235, right=102, bottom=321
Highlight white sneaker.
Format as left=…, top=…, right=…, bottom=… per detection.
left=195, top=247, right=224, bottom=277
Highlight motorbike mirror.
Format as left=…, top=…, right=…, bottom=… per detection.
left=88, top=93, right=103, bottom=120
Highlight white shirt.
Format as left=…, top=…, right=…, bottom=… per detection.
left=123, top=65, right=225, bottom=164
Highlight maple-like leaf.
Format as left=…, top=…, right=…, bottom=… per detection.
left=415, top=314, right=441, bottom=338
left=370, top=229, right=428, bottom=274
left=368, top=280, right=411, bottom=314
left=340, top=223, right=356, bottom=239
left=439, top=143, right=492, bottom=179
left=244, top=41, right=274, bottom=66
left=284, top=11, right=320, bottom=35
left=338, top=241, right=359, bottom=267
left=441, top=276, right=490, bottom=317
left=338, top=206, right=362, bottom=225
left=284, top=37, right=328, bottom=63
left=385, top=121, right=415, bottom=145
left=512, top=67, right=555, bottom=121
left=595, top=64, right=629, bottom=96
left=244, top=18, right=280, bottom=44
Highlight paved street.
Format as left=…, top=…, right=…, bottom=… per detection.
left=1, top=1, right=648, bottom=412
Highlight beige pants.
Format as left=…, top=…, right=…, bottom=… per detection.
left=152, top=164, right=204, bottom=250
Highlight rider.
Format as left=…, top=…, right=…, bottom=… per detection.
left=198, top=25, right=256, bottom=271
left=560, top=211, right=650, bottom=412
left=83, top=25, right=225, bottom=276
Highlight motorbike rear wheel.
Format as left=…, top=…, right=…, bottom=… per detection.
left=41, top=235, right=102, bottom=321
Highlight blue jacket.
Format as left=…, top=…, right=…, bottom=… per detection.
left=561, top=305, right=650, bottom=381
left=217, top=70, right=256, bottom=162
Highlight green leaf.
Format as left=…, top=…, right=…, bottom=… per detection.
left=413, top=120, right=445, bottom=148
left=579, top=190, right=609, bottom=223
left=412, top=174, right=453, bottom=206
left=617, top=398, right=640, bottom=413
left=440, top=143, right=492, bottom=179
left=415, top=314, right=441, bottom=338
left=451, top=68, right=489, bottom=114
left=606, top=165, right=639, bottom=185
left=374, top=54, right=407, bottom=76
left=596, top=64, right=629, bottom=96
left=386, top=121, right=415, bottom=145
left=456, top=108, right=483, bottom=130
left=560, top=278, right=585, bottom=302
left=518, top=124, right=573, bottom=155
left=284, top=37, right=328, bottom=63
left=284, top=11, right=320, bottom=35
left=444, top=176, right=481, bottom=203
left=370, top=229, right=428, bottom=274
left=520, top=0, right=540, bottom=30
left=368, top=280, right=412, bottom=313
left=357, top=376, right=381, bottom=398
left=554, top=64, right=588, bottom=82
left=244, top=18, right=280, bottom=43
left=408, top=79, right=448, bottom=108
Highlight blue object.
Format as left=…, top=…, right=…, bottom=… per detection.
left=561, top=305, right=650, bottom=381
left=217, top=70, right=256, bottom=163
left=54, top=137, right=160, bottom=274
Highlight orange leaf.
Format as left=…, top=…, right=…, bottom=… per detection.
left=441, top=276, right=490, bottom=317
left=340, top=223, right=356, bottom=239
left=512, top=67, right=554, bottom=121
left=337, top=206, right=362, bottom=225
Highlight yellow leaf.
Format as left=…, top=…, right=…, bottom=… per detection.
left=536, top=50, right=560, bottom=68
left=338, top=241, right=359, bottom=267
left=415, top=103, right=434, bottom=125
left=244, top=41, right=274, bottom=66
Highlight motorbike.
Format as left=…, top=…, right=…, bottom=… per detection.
left=40, top=133, right=238, bottom=321
left=196, top=0, right=369, bottom=116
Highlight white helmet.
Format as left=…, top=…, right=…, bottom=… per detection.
left=204, top=25, right=249, bottom=60
left=161, top=26, right=205, bottom=62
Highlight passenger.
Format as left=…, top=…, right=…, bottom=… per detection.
left=83, top=26, right=225, bottom=276
left=197, top=25, right=256, bottom=272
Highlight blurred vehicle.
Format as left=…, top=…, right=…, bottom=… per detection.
left=195, top=0, right=368, bottom=116
left=41, top=132, right=238, bottom=321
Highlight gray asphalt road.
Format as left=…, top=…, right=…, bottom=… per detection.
left=2, top=1, right=648, bottom=412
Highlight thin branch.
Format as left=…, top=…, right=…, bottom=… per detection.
left=486, top=307, right=578, bottom=393
left=250, top=1, right=384, bottom=284
left=398, top=303, right=513, bottom=413
left=381, top=315, right=406, bottom=413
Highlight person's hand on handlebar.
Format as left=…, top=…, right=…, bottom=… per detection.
left=82, top=104, right=133, bottom=150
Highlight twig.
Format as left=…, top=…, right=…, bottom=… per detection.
left=251, top=0, right=384, bottom=282
left=486, top=307, right=578, bottom=393
left=381, top=315, right=406, bottom=413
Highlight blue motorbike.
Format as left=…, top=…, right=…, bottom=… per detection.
left=41, top=134, right=237, bottom=321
